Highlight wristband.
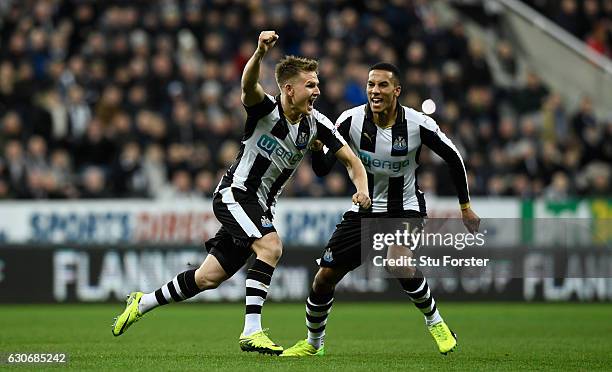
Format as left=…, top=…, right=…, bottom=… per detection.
left=460, top=202, right=470, bottom=211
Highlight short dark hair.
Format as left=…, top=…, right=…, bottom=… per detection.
left=369, top=62, right=401, bottom=86
left=275, top=55, right=319, bottom=86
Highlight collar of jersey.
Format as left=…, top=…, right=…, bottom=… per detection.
left=365, top=99, right=404, bottom=129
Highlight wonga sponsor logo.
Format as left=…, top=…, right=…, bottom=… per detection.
left=257, top=134, right=279, bottom=155
left=358, top=151, right=409, bottom=173
left=257, top=134, right=303, bottom=165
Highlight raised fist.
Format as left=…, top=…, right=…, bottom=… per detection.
left=257, top=31, right=279, bottom=54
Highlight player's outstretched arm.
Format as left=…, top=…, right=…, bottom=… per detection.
left=241, top=31, right=278, bottom=107
left=313, top=112, right=369, bottom=207
left=334, top=145, right=371, bottom=209
left=419, top=115, right=480, bottom=232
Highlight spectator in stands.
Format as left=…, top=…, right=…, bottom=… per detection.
left=194, top=170, right=215, bottom=198
left=586, top=20, right=611, bottom=57
left=584, top=162, right=611, bottom=196
left=77, top=119, right=116, bottom=169
left=4, top=140, right=26, bottom=194
left=324, top=172, right=349, bottom=197
left=572, top=96, right=597, bottom=144
left=462, top=39, right=493, bottom=87
left=582, top=0, right=603, bottom=39
left=25, top=136, right=49, bottom=173
left=544, top=172, right=572, bottom=200
left=80, top=166, right=110, bottom=199
left=113, top=142, right=147, bottom=198
left=511, top=71, right=549, bottom=114
left=555, top=0, right=582, bottom=37
left=0, top=111, right=24, bottom=149
left=65, top=85, right=91, bottom=140
left=142, top=144, right=167, bottom=198
left=159, top=169, right=197, bottom=200
left=495, top=40, right=518, bottom=79
left=49, top=149, right=77, bottom=198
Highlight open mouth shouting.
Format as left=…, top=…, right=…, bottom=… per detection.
left=307, top=95, right=317, bottom=111
left=370, top=96, right=384, bottom=110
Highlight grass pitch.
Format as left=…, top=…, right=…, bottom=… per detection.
left=1, top=302, right=610, bottom=371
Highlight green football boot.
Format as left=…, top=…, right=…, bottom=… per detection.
left=428, top=321, right=457, bottom=355
left=281, top=339, right=325, bottom=357
left=112, top=292, right=144, bottom=337
left=239, top=329, right=283, bottom=355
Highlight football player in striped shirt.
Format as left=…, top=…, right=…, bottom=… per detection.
left=111, top=31, right=371, bottom=355
left=282, top=62, right=480, bottom=356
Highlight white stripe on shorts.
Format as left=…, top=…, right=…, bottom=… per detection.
left=219, top=187, right=263, bottom=238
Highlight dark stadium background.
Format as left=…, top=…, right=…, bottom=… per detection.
left=0, top=0, right=610, bottom=370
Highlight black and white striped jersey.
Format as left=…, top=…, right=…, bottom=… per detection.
left=216, top=94, right=346, bottom=213
left=313, top=103, right=469, bottom=214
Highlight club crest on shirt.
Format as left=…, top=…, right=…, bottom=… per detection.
left=323, top=248, right=334, bottom=263
left=295, top=131, right=309, bottom=150
left=393, top=136, right=407, bottom=151
left=261, top=216, right=273, bottom=228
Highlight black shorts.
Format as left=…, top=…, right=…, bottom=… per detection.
left=318, top=210, right=426, bottom=271
left=204, top=187, right=276, bottom=276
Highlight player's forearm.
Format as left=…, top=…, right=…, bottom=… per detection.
left=335, top=146, right=368, bottom=194
left=241, top=50, right=266, bottom=93
left=436, top=149, right=470, bottom=204
left=344, top=156, right=369, bottom=195
left=435, top=142, right=470, bottom=204
left=448, top=162, right=470, bottom=205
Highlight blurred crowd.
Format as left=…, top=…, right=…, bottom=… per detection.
left=523, top=0, right=612, bottom=57
left=0, top=0, right=610, bottom=201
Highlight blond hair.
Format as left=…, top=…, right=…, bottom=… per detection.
left=274, top=55, right=318, bottom=87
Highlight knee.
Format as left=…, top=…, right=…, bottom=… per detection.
left=313, top=269, right=338, bottom=294
left=385, top=245, right=416, bottom=278
left=194, top=267, right=221, bottom=290
left=252, top=234, right=283, bottom=262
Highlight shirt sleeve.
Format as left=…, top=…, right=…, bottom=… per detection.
left=311, top=111, right=352, bottom=176
left=314, top=111, right=347, bottom=154
left=243, top=93, right=276, bottom=117
left=243, top=94, right=276, bottom=139
left=311, top=148, right=336, bottom=177
left=418, top=114, right=470, bottom=204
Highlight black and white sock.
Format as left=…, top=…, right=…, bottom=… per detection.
left=306, top=289, right=334, bottom=349
left=243, top=259, right=275, bottom=336
left=399, top=271, right=442, bottom=326
left=138, top=269, right=202, bottom=314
